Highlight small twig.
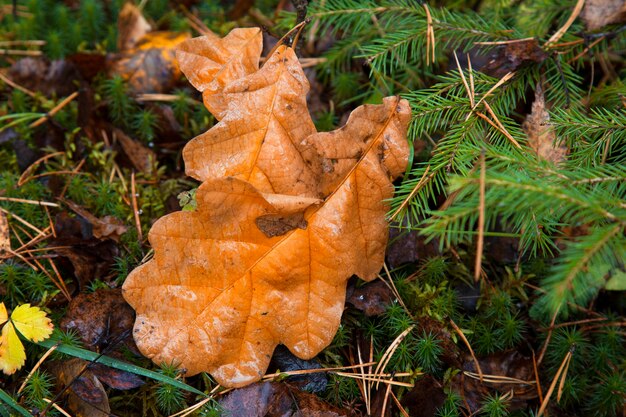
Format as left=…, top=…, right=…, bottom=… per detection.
left=475, top=103, right=522, bottom=149
left=18, top=151, right=65, bottom=186
left=264, top=19, right=309, bottom=65
left=449, top=318, right=484, bottom=381
left=542, top=316, right=607, bottom=331
left=262, top=361, right=378, bottom=380
left=532, top=350, right=544, bottom=403
left=463, top=371, right=535, bottom=385
left=390, top=389, right=411, bottom=417
left=0, top=197, right=58, bottom=207
left=29, top=91, right=79, bottom=128
left=131, top=172, right=143, bottom=242
left=0, top=49, right=42, bottom=56
left=0, top=207, right=45, bottom=236
left=471, top=72, right=515, bottom=115
left=136, top=93, right=200, bottom=105
left=0, top=71, right=37, bottom=97
left=453, top=51, right=474, bottom=108
left=179, top=6, right=216, bottom=37
left=423, top=4, right=435, bottom=65
left=42, top=398, right=72, bottom=417
left=468, top=53, right=475, bottom=102
left=334, top=372, right=414, bottom=387
left=380, top=262, right=411, bottom=317
left=0, top=40, right=45, bottom=47
left=18, top=344, right=59, bottom=395
left=48, top=258, right=72, bottom=301
left=380, top=380, right=393, bottom=416
left=475, top=37, right=537, bottom=45
left=537, top=305, right=561, bottom=365
left=474, top=150, right=486, bottom=282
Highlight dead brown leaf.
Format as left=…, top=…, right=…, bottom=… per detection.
left=581, top=0, right=626, bottom=31
left=347, top=280, right=393, bottom=317
left=122, top=29, right=410, bottom=388
left=108, top=31, right=190, bottom=93
left=108, top=3, right=189, bottom=93
left=117, top=2, right=151, bottom=51
left=219, top=382, right=355, bottom=417
left=522, top=84, right=567, bottom=164
left=113, top=128, right=156, bottom=175
left=53, top=212, right=119, bottom=289
left=60, top=289, right=136, bottom=352
left=482, top=39, right=547, bottom=78
left=63, top=199, right=128, bottom=242
left=47, top=358, right=111, bottom=417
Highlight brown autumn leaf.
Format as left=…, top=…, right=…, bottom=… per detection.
left=219, top=381, right=355, bottom=417
left=117, top=2, right=151, bottom=51
left=581, top=0, right=626, bottom=31
left=113, top=128, right=156, bottom=175
left=122, top=30, right=411, bottom=388
left=482, top=38, right=547, bottom=78
left=47, top=359, right=111, bottom=417
left=108, top=3, right=189, bottom=93
left=522, top=84, right=567, bottom=164
left=108, top=31, right=190, bottom=93
left=63, top=199, right=128, bottom=242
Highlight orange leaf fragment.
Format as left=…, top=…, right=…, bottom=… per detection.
left=122, top=29, right=411, bottom=388
left=182, top=45, right=319, bottom=196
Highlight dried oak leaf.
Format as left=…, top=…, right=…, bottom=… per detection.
left=122, top=31, right=410, bottom=388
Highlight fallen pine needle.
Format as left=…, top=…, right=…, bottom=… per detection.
left=474, top=150, right=486, bottom=282
left=29, top=91, right=79, bottom=128
left=0, top=196, right=59, bottom=207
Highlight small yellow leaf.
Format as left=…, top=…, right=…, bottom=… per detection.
left=0, top=303, right=7, bottom=326
left=0, top=322, right=26, bottom=375
left=10, top=304, right=53, bottom=343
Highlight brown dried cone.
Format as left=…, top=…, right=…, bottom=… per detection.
left=122, top=28, right=411, bottom=388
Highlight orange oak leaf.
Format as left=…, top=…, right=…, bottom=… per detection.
left=176, top=28, right=263, bottom=120
left=122, top=30, right=411, bottom=388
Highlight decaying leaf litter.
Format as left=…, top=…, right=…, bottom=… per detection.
left=1, top=1, right=625, bottom=416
